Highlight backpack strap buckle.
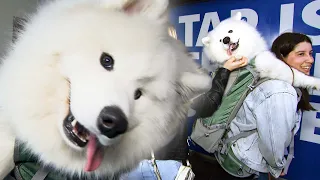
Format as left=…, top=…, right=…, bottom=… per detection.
left=221, top=143, right=228, bottom=154
left=247, top=85, right=255, bottom=91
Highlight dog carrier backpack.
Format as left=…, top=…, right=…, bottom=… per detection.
left=190, top=58, right=268, bottom=153
left=190, top=59, right=271, bottom=177
left=4, top=141, right=66, bottom=180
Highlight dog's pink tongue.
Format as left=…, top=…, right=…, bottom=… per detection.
left=227, top=45, right=232, bottom=56
left=85, top=134, right=104, bottom=172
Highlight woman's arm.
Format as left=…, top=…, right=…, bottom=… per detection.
left=253, top=83, right=298, bottom=178
left=191, top=67, right=231, bottom=118
left=191, top=56, right=247, bottom=118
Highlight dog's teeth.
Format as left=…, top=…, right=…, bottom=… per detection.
left=85, top=135, right=90, bottom=140
left=71, top=120, right=77, bottom=127
left=79, top=136, right=87, bottom=142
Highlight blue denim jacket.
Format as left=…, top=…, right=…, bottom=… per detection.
left=120, top=160, right=182, bottom=180
left=227, top=80, right=301, bottom=178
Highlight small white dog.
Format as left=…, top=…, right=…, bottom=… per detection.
left=0, top=0, right=211, bottom=179
left=202, top=12, right=320, bottom=90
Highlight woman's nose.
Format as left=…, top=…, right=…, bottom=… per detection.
left=306, top=54, right=315, bottom=63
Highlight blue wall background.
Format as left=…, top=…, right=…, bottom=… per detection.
left=169, top=0, right=320, bottom=179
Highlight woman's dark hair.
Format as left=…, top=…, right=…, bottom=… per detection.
left=271, top=32, right=315, bottom=111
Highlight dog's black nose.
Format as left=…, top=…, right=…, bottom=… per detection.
left=223, top=36, right=230, bottom=44
left=97, top=106, right=128, bottom=138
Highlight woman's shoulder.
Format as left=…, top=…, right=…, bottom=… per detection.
left=252, top=79, right=297, bottom=99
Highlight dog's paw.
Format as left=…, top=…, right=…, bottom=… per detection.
left=298, top=76, right=320, bottom=90
left=311, top=78, right=320, bottom=90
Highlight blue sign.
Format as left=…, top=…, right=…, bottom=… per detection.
left=170, top=0, right=320, bottom=179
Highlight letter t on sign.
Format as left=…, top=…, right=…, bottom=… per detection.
left=179, top=14, right=200, bottom=47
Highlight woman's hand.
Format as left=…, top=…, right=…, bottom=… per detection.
left=223, top=56, right=248, bottom=71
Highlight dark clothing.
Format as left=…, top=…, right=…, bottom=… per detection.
left=191, top=68, right=231, bottom=119
left=258, top=173, right=269, bottom=180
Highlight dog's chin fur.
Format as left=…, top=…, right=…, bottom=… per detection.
left=0, top=0, right=211, bottom=179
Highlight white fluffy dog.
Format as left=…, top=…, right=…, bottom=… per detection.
left=202, top=12, right=320, bottom=90
left=0, top=0, right=211, bottom=179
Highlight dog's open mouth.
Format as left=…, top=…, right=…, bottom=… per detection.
left=63, top=112, right=105, bottom=172
left=63, top=112, right=90, bottom=147
left=227, top=39, right=240, bottom=56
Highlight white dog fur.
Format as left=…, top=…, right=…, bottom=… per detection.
left=202, top=12, right=320, bottom=90
left=0, top=0, right=211, bottom=179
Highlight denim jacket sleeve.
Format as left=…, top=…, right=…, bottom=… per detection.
left=252, top=81, right=298, bottom=177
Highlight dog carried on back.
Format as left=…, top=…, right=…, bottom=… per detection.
left=0, top=0, right=211, bottom=179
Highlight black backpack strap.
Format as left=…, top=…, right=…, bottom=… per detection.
left=4, top=174, right=17, bottom=180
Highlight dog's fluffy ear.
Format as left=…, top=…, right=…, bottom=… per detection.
left=231, top=12, right=242, bottom=21
left=102, top=0, right=169, bottom=22
left=202, top=36, right=211, bottom=47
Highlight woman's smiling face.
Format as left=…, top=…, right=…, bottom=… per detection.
left=283, top=41, right=314, bottom=75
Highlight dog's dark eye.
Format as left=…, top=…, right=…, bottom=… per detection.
left=220, top=39, right=222, bottom=42
left=228, top=30, right=233, bottom=33
left=134, top=89, right=142, bottom=100
left=100, top=52, right=114, bottom=71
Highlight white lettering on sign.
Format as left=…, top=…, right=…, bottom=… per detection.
left=302, top=0, right=320, bottom=46
left=279, top=3, right=294, bottom=33
left=178, top=14, right=200, bottom=47
left=300, top=103, right=320, bottom=145
left=196, top=12, right=220, bottom=47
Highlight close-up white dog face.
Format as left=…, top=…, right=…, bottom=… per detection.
left=0, top=0, right=211, bottom=178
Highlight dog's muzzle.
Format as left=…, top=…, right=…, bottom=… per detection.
left=63, top=106, right=128, bottom=148
left=222, top=36, right=240, bottom=56
left=97, top=106, right=128, bottom=138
